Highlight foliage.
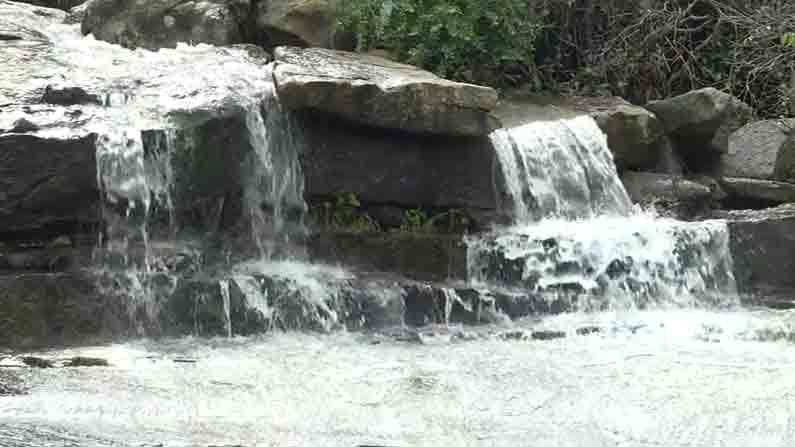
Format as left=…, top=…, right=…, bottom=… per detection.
left=399, top=208, right=472, bottom=233
left=337, top=0, right=544, bottom=86
left=339, top=0, right=794, bottom=118
left=316, top=192, right=380, bottom=232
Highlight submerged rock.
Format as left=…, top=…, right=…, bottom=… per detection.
left=719, top=119, right=795, bottom=182
left=21, top=356, right=54, bottom=368
left=273, top=46, right=500, bottom=137
left=63, top=356, right=109, bottom=367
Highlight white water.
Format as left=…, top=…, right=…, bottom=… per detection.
left=476, top=116, right=737, bottom=309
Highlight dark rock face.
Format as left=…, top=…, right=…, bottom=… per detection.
left=297, top=110, right=501, bottom=220
left=723, top=204, right=795, bottom=294
left=719, top=119, right=795, bottom=182
left=0, top=132, right=99, bottom=236
left=645, top=88, right=754, bottom=169
left=274, top=46, right=500, bottom=137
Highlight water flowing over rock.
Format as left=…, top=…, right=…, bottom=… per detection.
left=471, top=113, right=737, bottom=311
left=489, top=115, right=633, bottom=222
left=272, top=46, right=500, bottom=136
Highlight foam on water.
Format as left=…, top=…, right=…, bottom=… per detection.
left=477, top=116, right=737, bottom=309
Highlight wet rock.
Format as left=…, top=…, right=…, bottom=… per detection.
left=7, top=117, right=40, bottom=133
left=720, top=177, right=795, bottom=206
left=0, top=132, right=99, bottom=235
left=531, top=330, right=566, bottom=341
left=494, top=94, right=668, bottom=170
left=723, top=204, right=795, bottom=294
left=254, top=0, right=338, bottom=48
left=64, top=0, right=90, bottom=24
left=298, top=110, right=500, bottom=222
left=498, top=330, right=529, bottom=341
left=646, top=88, right=754, bottom=167
left=576, top=326, right=601, bottom=336
left=41, top=85, right=101, bottom=106
left=273, top=46, right=499, bottom=137
left=621, top=171, right=712, bottom=203
left=0, top=272, right=133, bottom=349
left=621, top=171, right=713, bottom=219
left=719, top=119, right=795, bottom=182
left=81, top=0, right=251, bottom=50
left=307, top=231, right=467, bottom=282
left=63, top=356, right=109, bottom=367
left=21, top=356, right=54, bottom=368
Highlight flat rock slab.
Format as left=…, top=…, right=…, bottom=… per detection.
left=273, top=46, right=500, bottom=136
left=721, top=176, right=795, bottom=204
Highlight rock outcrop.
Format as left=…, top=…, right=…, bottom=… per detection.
left=620, top=171, right=713, bottom=219
left=255, top=0, right=338, bottom=48
left=719, top=119, right=795, bottom=181
left=645, top=88, right=754, bottom=168
left=273, top=46, right=500, bottom=137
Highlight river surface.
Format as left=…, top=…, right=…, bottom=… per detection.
left=2, top=308, right=795, bottom=447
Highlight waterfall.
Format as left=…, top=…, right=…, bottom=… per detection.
left=490, top=115, right=633, bottom=222
left=471, top=116, right=738, bottom=310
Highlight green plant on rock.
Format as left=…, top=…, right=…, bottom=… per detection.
left=400, top=208, right=429, bottom=232
left=318, top=192, right=380, bottom=232
left=337, top=0, right=543, bottom=86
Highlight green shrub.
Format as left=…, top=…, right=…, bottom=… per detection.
left=337, top=0, right=543, bottom=86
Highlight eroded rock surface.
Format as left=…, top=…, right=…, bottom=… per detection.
left=719, top=119, right=795, bottom=181
left=273, top=46, right=500, bottom=136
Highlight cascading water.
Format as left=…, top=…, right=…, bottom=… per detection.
left=471, top=115, right=738, bottom=311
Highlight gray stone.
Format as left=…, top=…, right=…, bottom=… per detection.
left=645, top=88, right=754, bottom=163
left=621, top=171, right=712, bottom=203
left=255, top=0, right=338, bottom=48
left=719, top=119, right=795, bottom=181
left=273, top=46, right=500, bottom=137
left=12, top=0, right=85, bottom=10
left=723, top=204, right=795, bottom=294
left=720, top=177, right=795, bottom=205
left=81, top=0, right=251, bottom=50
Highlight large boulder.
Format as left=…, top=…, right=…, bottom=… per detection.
left=645, top=88, right=754, bottom=167
left=255, top=0, right=337, bottom=48
left=718, top=119, right=795, bottom=181
left=296, top=110, right=501, bottom=223
left=722, top=204, right=795, bottom=295
left=493, top=94, right=668, bottom=170
left=81, top=0, right=251, bottom=49
left=273, top=46, right=500, bottom=137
